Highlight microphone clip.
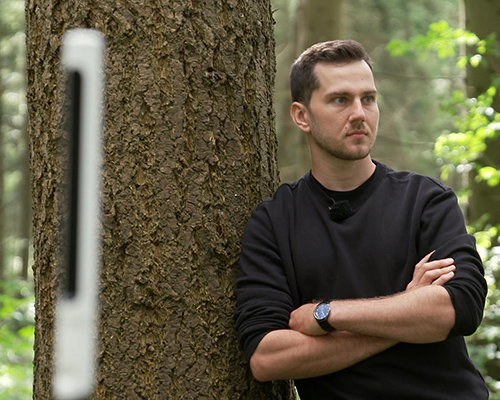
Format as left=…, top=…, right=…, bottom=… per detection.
left=329, top=199, right=352, bottom=222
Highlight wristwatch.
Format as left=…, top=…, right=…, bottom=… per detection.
left=313, top=301, right=336, bottom=332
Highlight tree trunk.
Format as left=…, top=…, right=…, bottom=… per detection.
left=274, top=0, right=301, bottom=183
left=464, top=0, right=500, bottom=226
left=0, top=15, right=7, bottom=281
left=296, top=0, right=345, bottom=52
left=26, top=0, right=294, bottom=398
left=0, top=101, right=4, bottom=282
left=276, top=0, right=345, bottom=182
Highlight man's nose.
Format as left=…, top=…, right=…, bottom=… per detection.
left=349, top=98, right=366, bottom=123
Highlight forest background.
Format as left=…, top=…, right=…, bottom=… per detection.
left=1, top=0, right=500, bottom=398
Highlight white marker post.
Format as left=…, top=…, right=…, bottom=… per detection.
left=54, top=29, right=105, bottom=400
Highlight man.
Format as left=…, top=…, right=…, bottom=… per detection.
left=234, top=40, right=488, bottom=399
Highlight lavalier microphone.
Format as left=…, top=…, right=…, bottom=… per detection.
left=329, top=199, right=352, bottom=221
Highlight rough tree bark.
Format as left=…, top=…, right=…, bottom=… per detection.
left=26, top=0, right=295, bottom=398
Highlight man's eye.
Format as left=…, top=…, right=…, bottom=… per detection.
left=333, top=97, right=346, bottom=104
left=363, top=96, right=375, bottom=103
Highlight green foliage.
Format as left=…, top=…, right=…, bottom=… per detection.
left=468, top=227, right=500, bottom=400
left=388, top=19, right=500, bottom=187
left=389, top=20, right=500, bottom=182
left=387, top=20, right=479, bottom=60
left=0, top=6, right=31, bottom=396
left=435, top=86, right=500, bottom=182
left=0, top=279, right=34, bottom=399
left=0, top=0, right=29, bottom=278
left=387, top=19, right=500, bottom=69
left=388, top=19, right=500, bottom=398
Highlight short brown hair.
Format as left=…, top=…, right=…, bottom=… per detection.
left=290, top=40, right=372, bottom=106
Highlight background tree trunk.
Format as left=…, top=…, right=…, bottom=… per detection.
left=0, top=105, right=4, bottom=281
left=274, top=0, right=301, bottom=183
left=276, top=0, right=345, bottom=182
left=295, top=0, right=345, bottom=51
left=26, top=0, right=295, bottom=398
left=464, top=0, right=500, bottom=226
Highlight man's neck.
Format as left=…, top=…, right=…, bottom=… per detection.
left=311, top=157, right=376, bottom=192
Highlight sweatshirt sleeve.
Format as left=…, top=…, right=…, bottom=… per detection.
left=419, top=183, right=487, bottom=337
left=234, top=202, right=295, bottom=362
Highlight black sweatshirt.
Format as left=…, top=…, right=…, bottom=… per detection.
left=234, top=161, right=488, bottom=399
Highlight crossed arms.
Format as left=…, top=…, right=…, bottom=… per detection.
left=250, top=253, right=456, bottom=382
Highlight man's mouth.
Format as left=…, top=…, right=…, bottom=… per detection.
left=347, top=129, right=367, bottom=137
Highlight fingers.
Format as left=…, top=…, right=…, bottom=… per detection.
left=431, top=270, right=455, bottom=286
left=407, top=253, right=456, bottom=291
left=416, top=250, right=435, bottom=268
left=421, top=264, right=455, bottom=282
left=421, top=259, right=455, bottom=275
left=411, top=251, right=436, bottom=283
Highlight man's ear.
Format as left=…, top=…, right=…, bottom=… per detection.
left=290, top=101, right=311, bottom=133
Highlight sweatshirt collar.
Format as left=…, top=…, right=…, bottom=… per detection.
left=305, top=160, right=388, bottom=218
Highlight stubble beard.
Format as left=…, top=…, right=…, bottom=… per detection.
left=310, top=123, right=376, bottom=162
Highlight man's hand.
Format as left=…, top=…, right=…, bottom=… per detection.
left=289, top=303, right=327, bottom=336
left=406, top=251, right=455, bottom=291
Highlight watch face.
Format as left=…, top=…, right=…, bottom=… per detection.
left=314, top=303, right=330, bottom=320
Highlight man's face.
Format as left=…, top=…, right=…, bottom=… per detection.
left=300, top=61, right=379, bottom=163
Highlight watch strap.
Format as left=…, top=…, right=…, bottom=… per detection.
left=317, top=317, right=335, bottom=332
